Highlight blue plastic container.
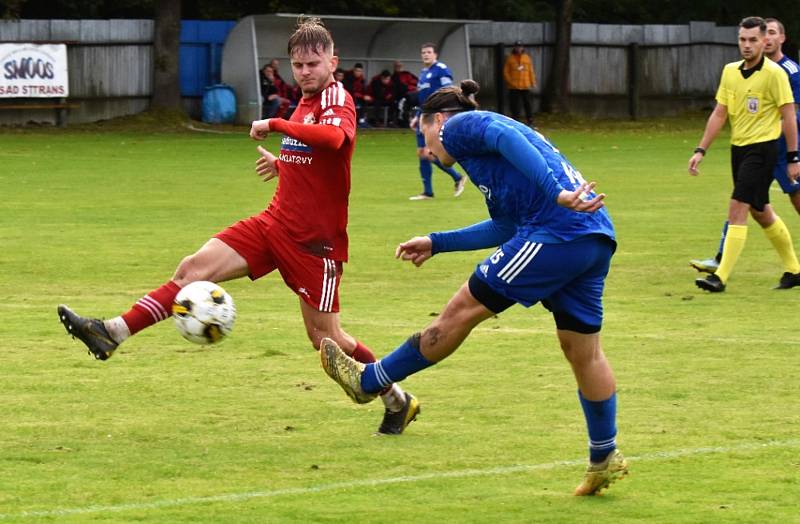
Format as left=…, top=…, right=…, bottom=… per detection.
left=201, top=84, right=236, bottom=124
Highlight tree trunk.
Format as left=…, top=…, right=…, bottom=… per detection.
left=151, top=0, right=182, bottom=111
left=541, top=0, right=572, bottom=113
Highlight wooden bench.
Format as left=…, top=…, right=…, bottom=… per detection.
left=0, top=99, right=80, bottom=126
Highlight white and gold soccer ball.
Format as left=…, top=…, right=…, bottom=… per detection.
left=172, top=281, right=236, bottom=345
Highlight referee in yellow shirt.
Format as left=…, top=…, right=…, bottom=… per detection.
left=688, top=16, right=800, bottom=292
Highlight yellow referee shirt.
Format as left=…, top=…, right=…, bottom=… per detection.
left=715, top=56, right=794, bottom=146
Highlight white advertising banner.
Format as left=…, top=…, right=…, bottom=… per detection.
left=0, top=43, right=69, bottom=98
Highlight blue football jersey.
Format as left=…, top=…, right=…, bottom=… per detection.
left=417, top=61, right=454, bottom=107
left=440, top=111, right=615, bottom=243
left=777, top=55, right=800, bottom=125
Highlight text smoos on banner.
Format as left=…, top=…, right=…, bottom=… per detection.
left=0, top=44, right=69, bottom=98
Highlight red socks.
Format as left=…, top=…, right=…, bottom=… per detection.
left=351, top=340, right=377, bottom=364
left=121, top=281, right=181, bottom=335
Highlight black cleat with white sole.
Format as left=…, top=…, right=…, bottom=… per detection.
left=57, top=305, right=118, bottom=360
left=376, top=392, right=420, bottom=435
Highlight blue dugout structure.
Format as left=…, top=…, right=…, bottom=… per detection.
left=180, top=20, right=236, bottom=116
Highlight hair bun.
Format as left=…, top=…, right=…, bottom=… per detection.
left=460, top=79, right=480, bottom=97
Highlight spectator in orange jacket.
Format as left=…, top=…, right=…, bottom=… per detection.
left=503, top=41, right=536, bottom=125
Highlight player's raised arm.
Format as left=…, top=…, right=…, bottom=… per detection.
left=483, top=121, right=569, bottom=206
left=269, top=117, right=347, bottom=150
left=250, top=118, right=271, bottom=140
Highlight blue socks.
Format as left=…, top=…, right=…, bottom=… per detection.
left=419, top=158, right=463, bottom=196
left=419, top=159, right=433, bottom=196
left=361, top=334, right=435, bottom=393
left=578, top=390, right=617, bottom=463
left=716, top=221, right=729, bottom=261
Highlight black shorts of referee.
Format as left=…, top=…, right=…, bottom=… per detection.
left=730, top=139, right=778, bottom=212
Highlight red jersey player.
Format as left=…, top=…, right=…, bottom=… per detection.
left=57, top=17, right=419, bottom=436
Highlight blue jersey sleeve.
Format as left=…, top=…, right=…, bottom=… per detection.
left=429, top=217, right=516, bottom=254
left=780, top=57, right=800, bottom=104
left=790, top=70, right=800, bottom=106
left=437, top=64, right=454, bottom=89
left=482, top=121, right=565, bottom=203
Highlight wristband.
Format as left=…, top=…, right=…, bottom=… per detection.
left=694, top=147, right=706, bottom=156
left=788, top=151, right=800, bottom=164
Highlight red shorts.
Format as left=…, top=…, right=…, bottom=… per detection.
left=215, top=211, right=342, bottom=312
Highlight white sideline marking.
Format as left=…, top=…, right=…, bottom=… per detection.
left=1, top=439, right=796, bottom=519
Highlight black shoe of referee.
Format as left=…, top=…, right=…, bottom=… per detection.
left=775, top=271, right=800, bottom=290
left=695, top=273, right=725, bottom=293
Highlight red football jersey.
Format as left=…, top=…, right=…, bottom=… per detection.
left=266, top=81, right=356, bottom=262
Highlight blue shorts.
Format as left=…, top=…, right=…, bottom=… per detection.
left=472, top=234, right=615, bottom=330
left=416, top=130, right=426, bottom=148
left=774, top=134, right=800, bottom=194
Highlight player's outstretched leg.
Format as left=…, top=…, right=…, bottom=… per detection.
left=57, top=305, right=118, bottom=360
left=58, top=281, right=180, bottom=359
left=376, top=392, right=420, bottom=435
left=573, top=449, right=629, bottom=496
left=320, top=338, right=378, bottom=404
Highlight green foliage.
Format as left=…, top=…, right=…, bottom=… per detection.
left=2, top=0, right=798, bottom=45
left=1, top=121, right=798, bottom=521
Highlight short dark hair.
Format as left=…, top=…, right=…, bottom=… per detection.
left=421, top=42, right=438, bottom=53
left=287, top=16, right=334, bottom=56
left=739, top=16, right=766, bottom=33
left=764, top=17, right=785, bottom=34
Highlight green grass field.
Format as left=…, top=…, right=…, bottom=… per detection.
left=2, top=117, right=798, bottom=523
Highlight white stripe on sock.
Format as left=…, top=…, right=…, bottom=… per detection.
left=136, top=298, right=163, bottom=322
left=373, top=362, right=393, bottom=388
left=140, top=295, right=167, bottom=319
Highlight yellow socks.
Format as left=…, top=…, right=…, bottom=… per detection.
left=763, top=217, right=800, bottom=274
left=715, top=225, right=747, bottom=283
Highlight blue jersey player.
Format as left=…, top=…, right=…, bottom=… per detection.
left=690, top=17, right=800, bottom=276
left=320, top=80, right=629, bottom=496
left=408, top=42, right=466, bottom=200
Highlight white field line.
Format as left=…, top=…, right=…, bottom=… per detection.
left=1, top=438, right=797, bottom=520
left=471, top=325, right=800, bottom=345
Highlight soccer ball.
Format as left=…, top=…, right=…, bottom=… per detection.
left=172, top=281, right=236, bottom=345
